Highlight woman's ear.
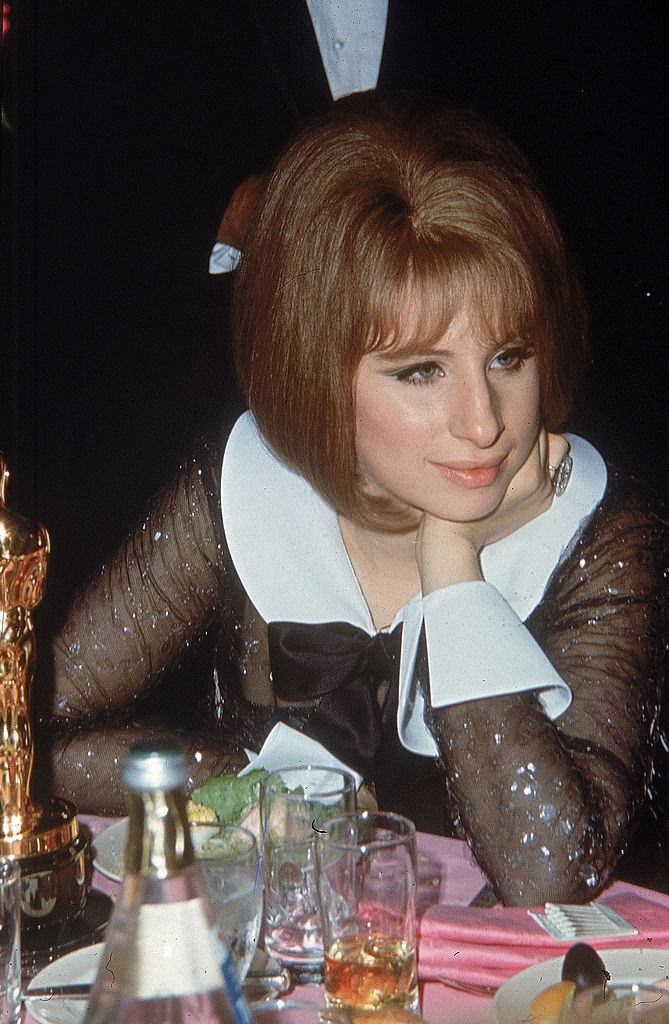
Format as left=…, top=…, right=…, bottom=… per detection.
left=216, top=173, right=267, bottom=251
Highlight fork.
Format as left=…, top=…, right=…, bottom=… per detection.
left=436, top=976, right=498, bottom=997
left=24, top=966, right=293, bottom=1002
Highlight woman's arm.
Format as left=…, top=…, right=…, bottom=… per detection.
left=427, top=486, right=667, bottom=905
left=51, top=441, right=225, bottom=716
left=46, top=440, right=238, bottom=811
left=50, top=725, right=247, bottom=815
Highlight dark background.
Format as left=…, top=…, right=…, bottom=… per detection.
left=2, top=1, right=667, bottom=640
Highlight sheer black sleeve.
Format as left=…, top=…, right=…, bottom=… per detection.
left=428, top=473, right=668, bottom=905
left=47, top=440, right=248, bottom=814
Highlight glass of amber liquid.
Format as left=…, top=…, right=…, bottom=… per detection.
left=316, top=811, right=418, bottom=1015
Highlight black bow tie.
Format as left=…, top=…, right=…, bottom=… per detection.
left=267, top=620, right=403, bottom=775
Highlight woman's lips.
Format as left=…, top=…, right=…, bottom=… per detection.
left=432, top=459, right=503, bottom=488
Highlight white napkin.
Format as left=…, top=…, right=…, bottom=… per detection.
left=239, top=722, right=363, bottom=789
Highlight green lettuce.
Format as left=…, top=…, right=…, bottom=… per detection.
left=191, top=768, right=267, bottom=824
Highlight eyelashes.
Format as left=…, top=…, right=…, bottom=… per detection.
left=489, top=346, right=535, bottom=371
left=393, top=347, right=535, bottom=386
left=394, top=362, right=442, bottom=386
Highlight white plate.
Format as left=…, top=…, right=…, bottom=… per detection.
left=493, top=946, right=669, bottom=1023
left=91, top=819, right=251, bottom=882
left=25, top=943, right=284, bottom=1024
left=91, top=819, right=128, bottom=882
left=26, top=943, right=105, bottom=1024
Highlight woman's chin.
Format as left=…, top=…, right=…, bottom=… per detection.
left=423, top=488, right=506, bottom=524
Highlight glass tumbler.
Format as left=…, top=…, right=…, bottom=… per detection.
left=0, top=858, right=21, bottom=1024
left=259, top=766, right=356, bottom=979
left=191, top=823, right=263, bottom=984
left=316, top=811, right=418, bottom=1014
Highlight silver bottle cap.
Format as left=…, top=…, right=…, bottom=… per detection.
left=123, top=741, right=188, bottom=792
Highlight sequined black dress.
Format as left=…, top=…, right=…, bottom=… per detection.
left=47, top=420, right=668, bottom=905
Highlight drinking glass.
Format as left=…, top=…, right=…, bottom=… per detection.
left=259, top=766, right=356, bottom=978
left=0, top=858, right=21, bottom=1024
left=316, top=811, right=418, bottom=1014
left=191, top=823, right=262, bottom=983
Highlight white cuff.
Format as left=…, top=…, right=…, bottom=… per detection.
left=425, top=581, right=572, bottom=716
left=398, top=582, right=572, bottom=756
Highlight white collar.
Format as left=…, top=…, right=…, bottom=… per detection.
left=221, top=412, right=607, bottom=630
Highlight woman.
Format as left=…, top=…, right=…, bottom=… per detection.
left=47, top=93, right=667, bottom=905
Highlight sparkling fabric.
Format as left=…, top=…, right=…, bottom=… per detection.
left=46, top=440, right=668, bottom=905
left=45, top=439, right=255, bottom=809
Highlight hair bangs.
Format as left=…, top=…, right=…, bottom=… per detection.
left=362, top=234, right=540, bottom=358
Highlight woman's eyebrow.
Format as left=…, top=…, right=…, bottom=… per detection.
left=371, top=329, right=527, bottom=363
left=373, top=345, right=454, bottom=363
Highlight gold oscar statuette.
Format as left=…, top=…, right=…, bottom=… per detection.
left=0, top=456, right=89, bottom=942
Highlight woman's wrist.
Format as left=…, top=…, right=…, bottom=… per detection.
left=418, top=532, right=482, bottom=594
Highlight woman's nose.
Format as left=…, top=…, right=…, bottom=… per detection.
left=449, top=377, right=503, bottom=448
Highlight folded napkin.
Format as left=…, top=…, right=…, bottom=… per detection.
left=418, top=881, right=669, bottom=990
left=240, top=722, right=363, bottom=789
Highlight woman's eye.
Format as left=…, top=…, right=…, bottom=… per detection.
left=490, top=346, right=533, bottom=371
left=394, top=362, right=442, bottom=386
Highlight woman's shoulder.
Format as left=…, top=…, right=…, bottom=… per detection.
left=560, top=458, right=669, bottom=582
left=529, top=457, right=668, bottom=644
left=184, top=418, right=244, bottom=521
left=596, top=462, right=668, bottom=533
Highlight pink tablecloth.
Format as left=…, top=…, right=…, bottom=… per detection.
left=75, top=815, right=496, bottom=1023
left=67, top=815, right=669, bottom=1024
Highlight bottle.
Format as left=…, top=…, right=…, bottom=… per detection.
left=83, top=741, right=251, bottom=1024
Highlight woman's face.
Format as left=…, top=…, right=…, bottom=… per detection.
left=353, top=301, right=542, bottom=523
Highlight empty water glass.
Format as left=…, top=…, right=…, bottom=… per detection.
left=259, top=766, right=356, bottom=979
left=191, top=823, right=263, bottom=984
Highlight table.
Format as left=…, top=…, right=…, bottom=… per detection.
left=26, top=816, right=500, bottom=1024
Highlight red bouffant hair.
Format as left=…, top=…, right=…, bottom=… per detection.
left=232, top=91, right=587, bottom=530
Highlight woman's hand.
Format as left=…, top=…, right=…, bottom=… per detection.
left=416, top=430, right=569, bottom=594
left=357, top=782, right=379, bottom=812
